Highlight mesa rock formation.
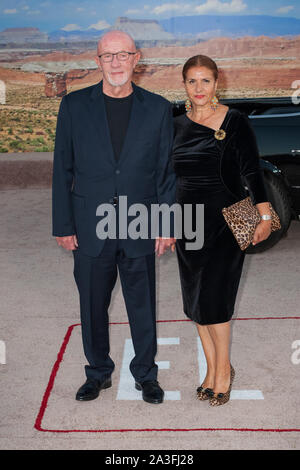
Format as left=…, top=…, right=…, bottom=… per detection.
left=113, top=17, right=174, bottom=41
left=0, top=27, right=48, bottom=45
left=1, top=35, right=299, bottom=98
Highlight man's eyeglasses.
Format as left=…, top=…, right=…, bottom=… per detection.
left=98, top=51, right=137, bottom=63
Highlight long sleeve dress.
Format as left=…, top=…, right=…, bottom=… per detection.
left=172, top=108, right=268, bottom=325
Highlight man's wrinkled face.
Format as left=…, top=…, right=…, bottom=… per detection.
left=96, top=35, right=140, bottom=88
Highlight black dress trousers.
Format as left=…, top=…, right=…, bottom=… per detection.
left=73, top=237, right=158, bottom=384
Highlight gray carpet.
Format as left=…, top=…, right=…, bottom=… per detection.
left=0, top=188, right=299, bottom=449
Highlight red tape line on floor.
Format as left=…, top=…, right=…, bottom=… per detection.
left=34, top=317, right=300, bottom=434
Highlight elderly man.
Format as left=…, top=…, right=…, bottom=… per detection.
left=52, top=31, right=176, bottom=404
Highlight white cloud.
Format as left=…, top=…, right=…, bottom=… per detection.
left=125, top=9, right=142, bottom=15
left=88, top=20, right=110, bottom=30
left=152, top=0, right=247, bottom=16
left=152, top=3, right=193, bottom=15
left=195, top=0, right=247, bottom=14
left=125, top=5, right=155, bottom=15
left=276, top=6, right=294, bottom=15
left=22, top=5, right=30, bottom=10
left=3, top=9, right=17, bottom=14
left=61, top=19, right=110, bottom=33
left=26, top=10, right=41, bottom=15
left=61, top=24, right=83, bottom=32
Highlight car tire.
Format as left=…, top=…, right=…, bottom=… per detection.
left=245, top=171, right=291, bottom=254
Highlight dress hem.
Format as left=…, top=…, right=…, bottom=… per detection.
left=183, top=310, right=234, bottom=326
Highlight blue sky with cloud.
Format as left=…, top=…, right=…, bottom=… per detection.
left=1, top=0, right=300, bottom=32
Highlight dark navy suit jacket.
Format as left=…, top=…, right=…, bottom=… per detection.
left=52, top=81, right=176, bottom=257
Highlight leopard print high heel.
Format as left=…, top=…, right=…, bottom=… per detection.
left=209, top=365, right=235, bottom=406
left=196, top=384, right=214, bottom=401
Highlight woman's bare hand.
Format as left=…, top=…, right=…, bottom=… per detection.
left=252, top=221, right=272, bottom=246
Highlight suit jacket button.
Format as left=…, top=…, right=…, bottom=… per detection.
left=115, top=169, right=120, bottom=174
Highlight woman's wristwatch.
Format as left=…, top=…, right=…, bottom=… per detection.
left=261, top=214, right=272, bottom=221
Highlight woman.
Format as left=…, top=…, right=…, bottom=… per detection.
left=172, top=55, right=272, bottom=406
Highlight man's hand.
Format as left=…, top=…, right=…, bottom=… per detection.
left=155, top=237, right=176, bottom=257
left=56, top=235, right=78, bottom=251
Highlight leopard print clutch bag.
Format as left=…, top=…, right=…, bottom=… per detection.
left=222, top=196, right=281, bottom=250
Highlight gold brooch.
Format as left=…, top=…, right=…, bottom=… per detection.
left=214, top=129, right=226, bottom=140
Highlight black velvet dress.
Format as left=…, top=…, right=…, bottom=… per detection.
left=172, top=110, right=246, bottom=325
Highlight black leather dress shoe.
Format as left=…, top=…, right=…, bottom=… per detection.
left=135, top=380, right=164, bottom=404
left=76, top=377, right=112, bottom=401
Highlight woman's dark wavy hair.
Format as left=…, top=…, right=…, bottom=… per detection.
left=182, top=55, right=218, bottom=82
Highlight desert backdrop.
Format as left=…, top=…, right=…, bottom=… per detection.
left=0, top=8, right=300, bottom=153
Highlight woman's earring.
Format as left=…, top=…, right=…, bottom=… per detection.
left=185, top=98, right=192, bottom=113
left=211, top=95, right=219, bottom=110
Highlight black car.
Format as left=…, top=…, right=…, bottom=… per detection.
left=172, top=97, right=300, bottom=253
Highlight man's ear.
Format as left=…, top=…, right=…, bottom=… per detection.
left=94, top=55, right=102, bottom=71
left=134, top=50, right=141, bottom=66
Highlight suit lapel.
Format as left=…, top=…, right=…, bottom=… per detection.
left=118, top=83, right=146, bottom=165
left=89, top=81, right=115, bottom=166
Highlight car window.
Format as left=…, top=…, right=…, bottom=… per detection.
left=260, top=106, right=300, bottom=115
